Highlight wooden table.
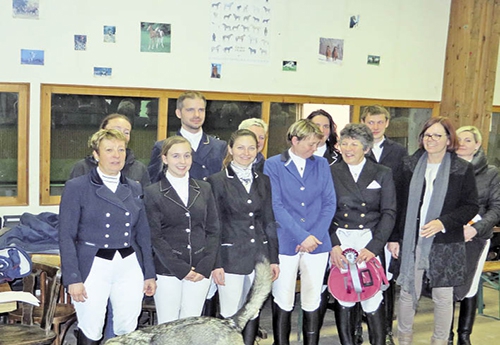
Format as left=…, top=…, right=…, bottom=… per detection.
left=0, top=282, right=16, bottom=313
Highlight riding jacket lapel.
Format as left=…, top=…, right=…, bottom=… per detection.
left=158, top=175, right=201, bottom=211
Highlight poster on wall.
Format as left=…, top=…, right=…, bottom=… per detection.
left=94, top=67, right=112, bottom=77
left=20, top=49, right=44, bottom=65
left=211, top=63, right=221, bottom=78
left=318, top=37, right=344, bottom=65
left=12, top=0, right=39, bottom=19
left=210, top=0, right=271, bottom=64
left=74, top=35, right=87, bottom=51
left=104, top=26, right=116, bottom=43
left=140, top=22, right=171, bottom=53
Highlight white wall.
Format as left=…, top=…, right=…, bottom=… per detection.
left=0, top=0, right=490, bottom=214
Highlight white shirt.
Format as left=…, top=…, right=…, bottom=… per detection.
left=371, top=137, right=385, bottom=162
left=347, top=158, right=367, bottom=183
left=313, top=144, right=327, bottom=158
left=166, top=170, right=190, bottom=206
left=420, top=163, right=440, bottom=232
left=289, top=149, right=306, bottom=178
left=97, top=167, right=120, bottom=193
left=180, top=128, right=203, bottom=152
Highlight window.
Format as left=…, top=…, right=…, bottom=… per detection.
left=488, top=108, right=500, bottom=168
left=40, top=84, right=439, bottom=205
left=0, top=83, right=29, bottom=206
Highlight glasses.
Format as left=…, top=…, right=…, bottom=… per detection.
left=423, top=133, right=445, bottom=141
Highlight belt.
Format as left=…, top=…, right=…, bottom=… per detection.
left=95, top=247, right=135, bottom=260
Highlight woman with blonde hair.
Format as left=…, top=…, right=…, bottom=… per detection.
left=448, top=126, right=500, bottom=345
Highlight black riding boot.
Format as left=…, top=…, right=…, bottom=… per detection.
left=303, top=308, right=321, bottom=345
left=383, top=281, right=396, bottom=345
left=201, top=291, right=219, bottom=317
left=242, top=316, right=260, bottom=345
left=365, top=305, right=386, bottom=345
left=77, top=329, right=100, bottom=345
left=457, top=296, right=477, bottom=345
left=353, top=302, right=364, bottom=345
left=333, top=301, right=355, bottom=345
left=448, top=301, right=456, bottom=345
left=317, top=289, right=330, bottom=332
left=272, top=301, right=292, bottom=345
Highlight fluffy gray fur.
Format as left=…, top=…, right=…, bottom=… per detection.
left=105, top=256, right=272, bottom=345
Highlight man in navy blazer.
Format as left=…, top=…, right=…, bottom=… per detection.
left=361, top=105, right=408, bottom=345
left=147, top=91, right=227, bottom=183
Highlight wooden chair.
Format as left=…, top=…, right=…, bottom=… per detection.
left=0, top=262, right=61, bottom=345
left=8, top=254, right=77, bottom=345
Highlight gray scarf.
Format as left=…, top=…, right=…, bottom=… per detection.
left=397, top=151, right=451, bottom=308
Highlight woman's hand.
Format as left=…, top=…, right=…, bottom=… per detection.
left=184, top=269, right=205, bottom=283
left=356, top=248, right=375, bottom=264
left=387, top=242, right=400, bottom=259
left=211, top=268, right=225, bottom=286
left=143, top=278, right=157, bottom=296
left=463, top=224, right=477, bottom=242
left=330, top=245, right=347, bottom=269
left=420, top=219, right=444, bottom=238
left=270, top=264, right=280, bottom=282
left=68, top=282, right=87, bottom=302
left=297, top=235, right=322, bottom=253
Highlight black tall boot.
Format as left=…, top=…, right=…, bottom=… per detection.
left=353, top=302, right=364, bottom=345
left=317, top=289, right=330, bottom=332
left=242, top=317, right=260, bottom=345
left=77, top=329, right=100, bottom=345
left=272, top=301, right=292, bottom=345
left=383, top=281, right=396, bottom=345
left=365, top=304, right=386, bottom=345
left=201, top=291, right=219, bottom=317
left=303, top=308, right=321, bottom=345
left=333, top=301, right=355, bottom=345
left=448, top=301, right=456, bottom=345
left=457, top=295, right=477, bottom=345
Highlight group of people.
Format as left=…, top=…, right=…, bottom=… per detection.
left=58, top=91, right=500, bottom=345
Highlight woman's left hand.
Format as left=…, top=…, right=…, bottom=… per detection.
left=143, top=278, right=157, bottom=296
left=463, top=224, right=477, bottom=242
left=420, top=219, right=444, bottom=238
left=270, top=264, right=280, bottom=282
left=356, top=248, right=375, bottom=264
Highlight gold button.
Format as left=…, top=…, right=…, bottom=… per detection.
left=361, top=214, right=365, bottom=218
left=345, top=224, right=349, bottom=228
left=361, top=203, right=366, bottom=206
left=359, top=225, right=363, bottom=229
left=344, top=213, right=348, bottom=217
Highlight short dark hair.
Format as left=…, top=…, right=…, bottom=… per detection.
left=176, top=91, right=206, bottom=110
left=418, top=117, right=458, bottom=152
left=100, top=113, right=132, bottom=130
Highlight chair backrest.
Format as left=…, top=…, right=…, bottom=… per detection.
left=20, top=262, right=61, bottom=335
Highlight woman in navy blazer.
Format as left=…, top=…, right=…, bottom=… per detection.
left=329, top=123, right=396, bottom=345
left=264, top=119, right=336, bottom=345
left=59, top=129, right=156, bottom=344
left=144, top=136, right=220, bottom=324
left=208, top=129, right=279, bottom=345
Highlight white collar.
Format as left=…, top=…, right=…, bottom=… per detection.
left=180, top=128, right=203, bottom=151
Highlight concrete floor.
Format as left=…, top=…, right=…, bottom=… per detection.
left=62, top=284, right=500, bottom=344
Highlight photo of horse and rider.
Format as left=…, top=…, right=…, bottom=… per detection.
left=140, top=22, right=171, bottom=53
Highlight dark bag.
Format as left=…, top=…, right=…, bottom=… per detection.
left=0, top=246, right=32, bottom=284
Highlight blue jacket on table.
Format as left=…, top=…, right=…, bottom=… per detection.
left=207, top=166, right=279, bottom=275
left=264, top=150, right=337, bottom=255
left=58, top=168, right=155, bottom=287
left=147, top=130, right=227, bottom=183
left=144, top=175, right=220, bottom=280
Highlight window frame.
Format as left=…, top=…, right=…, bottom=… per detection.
left=40, top=83, right=440, bottom=205
left=0, top=82, right=29, bottom=206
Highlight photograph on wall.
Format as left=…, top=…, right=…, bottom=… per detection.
left=93, top=67, right=112, bottom=77
left=210, top=0, right=271, bottom=64
left=282, top=60, right=297, bottom=72
left=12, top=0, right=39, bottom=19
left=103, top=26, right=116, bottom=43
left=20, top=49, right=44, bottom=65
left=140, top=22, right=171, bottom=53
left=318, top=37, right=344, bottom=64
left=367, top=55, right=381, bottom=66
left=74, top=35, right=87, bottom=51
left=349, top=15, right=360, bottom=28
left=211, top=63, right=221, bottom=78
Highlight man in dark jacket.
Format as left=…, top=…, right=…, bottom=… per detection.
left=360, top=105, right=408, bottom=345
